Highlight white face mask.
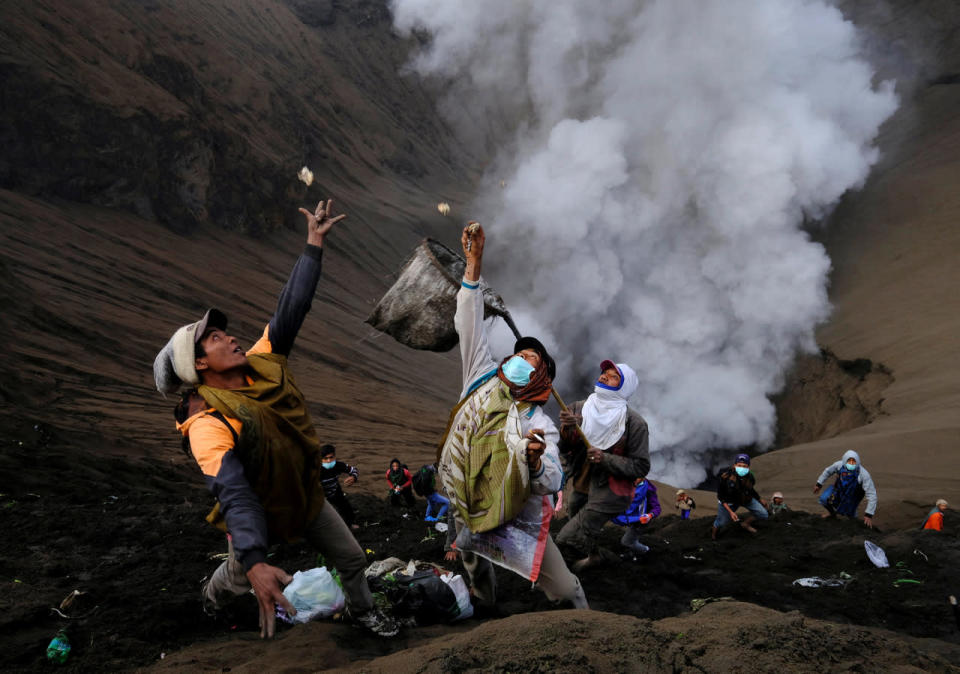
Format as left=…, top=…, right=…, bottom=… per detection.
left=845, top=462, right=857, bottom=471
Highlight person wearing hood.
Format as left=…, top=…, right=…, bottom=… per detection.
left=385, top=458, right=416, bottom=508
left=713, top=453, right=767, bottom=540
left=555, top=360, right=651, bottom=568
left=813, top=449, right=878, bottom=528
left=612, top=478, right=661, bottom=554
left=436, top=223, right=587, bottom=610
left=152, top=200, right=397, bottom=639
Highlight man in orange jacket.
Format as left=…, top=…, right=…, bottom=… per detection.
left=922, top=499, right=948, bottom=531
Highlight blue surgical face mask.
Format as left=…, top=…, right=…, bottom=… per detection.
left=502, top=355, right=535, bottom=386
left=845, top=462, right=857, bottom=471
left=322, top=460, right=336, bottom=470
left=734, top=466, right=750, bottom=477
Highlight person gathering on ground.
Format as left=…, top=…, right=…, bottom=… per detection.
left=814, top=449, right=877, bottom=528
left=676, top=489, right=696, bottom=520
left=385, top=458, right=416, bottom=509
left=712, top=453, right=768, bottom=540
left=155, top=197, right=951, bottom=643
left=320, top=444, right=359, bottom=530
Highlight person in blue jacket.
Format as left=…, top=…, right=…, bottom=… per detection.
left=612, top=478, right=661, bottom=553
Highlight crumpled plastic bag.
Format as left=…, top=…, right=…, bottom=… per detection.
left=278, top=567, right=345, bottom=624
left=864, top=540, right=890, bottom=568
left=440, top=573, right=473, bottom=621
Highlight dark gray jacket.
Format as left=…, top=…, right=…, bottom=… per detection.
left=559, top=400, right=651, bottom=513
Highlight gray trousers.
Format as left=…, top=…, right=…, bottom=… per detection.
left=556, top=503, right=621, bottom=555
left=455, top=520, right=583, bottom=604
left=203, top=500, right=373, bottom=615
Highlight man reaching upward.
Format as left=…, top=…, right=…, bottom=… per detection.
left=153, top=199, right=396, bottom=639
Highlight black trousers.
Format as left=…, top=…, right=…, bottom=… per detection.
left=326, top=489, right=356, bottom=527
left=390, top=486, right=416, bottom=508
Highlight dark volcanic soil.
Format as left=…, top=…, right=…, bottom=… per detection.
left=2, top=428, right=957, bottom=671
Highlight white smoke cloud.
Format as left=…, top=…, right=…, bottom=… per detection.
left=392, top=0, right=898, bottom=486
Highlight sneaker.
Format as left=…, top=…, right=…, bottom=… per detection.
left=424, top=515, right=438, bottom=522
left=352, top=608, right=399, bottom=637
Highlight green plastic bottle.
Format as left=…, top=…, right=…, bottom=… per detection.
left=46, top=629, right=70, bottom=664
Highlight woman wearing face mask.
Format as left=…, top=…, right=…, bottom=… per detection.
left=713, top=453, right=768, bottom=540
left=555, top=360, right=650, bottom=569
left=813, top=449, right=877, bottom=528
left=437, top=223, right=587, bottom=610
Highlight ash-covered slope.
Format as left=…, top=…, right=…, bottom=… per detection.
left=0, top=0, right=476, bottom=466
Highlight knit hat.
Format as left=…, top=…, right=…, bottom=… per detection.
left=772, top=491, right=783, bottom=499
left=676, top=489, right=686, bottom=496
left=937, top=499, right=948, bottom=508
left=153, top=308, right=228, bottom=394
left=735, top=453, right=751, bottom=466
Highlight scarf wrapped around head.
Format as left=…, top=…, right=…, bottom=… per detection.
left=581, top=363, right=639, bottom=450
left=496, top=356, right=553, bottom=404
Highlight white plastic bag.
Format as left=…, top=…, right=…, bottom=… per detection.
left=280, top=567, right=345, bottom=624
left=440, top=573, right=473, bottom=621
left=864, top=540, right=890, bottom=568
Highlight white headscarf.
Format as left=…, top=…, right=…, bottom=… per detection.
left=580, top=363, right=639, bottom=450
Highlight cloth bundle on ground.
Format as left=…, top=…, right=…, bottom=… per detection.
left=364, top=558, right=470, bottom=624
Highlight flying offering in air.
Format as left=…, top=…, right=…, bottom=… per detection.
left=298, top=166, right=314, bottom=186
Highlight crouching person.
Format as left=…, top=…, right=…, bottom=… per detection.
left=612, top=478, right=661, bottom=554
left=153, top=200, right=397, bottom=639
left=813, top=450, right=877, bottom=528
left=713, top=453, right=768, bottom=540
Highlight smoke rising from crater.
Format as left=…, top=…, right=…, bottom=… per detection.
left=392, top=0, right=898, bottom=486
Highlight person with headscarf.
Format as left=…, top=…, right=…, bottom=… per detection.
left=385, top=458, right=416, bottom=508
left=813, top=449, right=878, bottom=528
left=555, top=360, right=651, bottom=569
left=921, top=499, right=947, bottom=531
left=436, top=224, right=587, bottom=610
left=676, top=489, right=696, bottom=520
left=768, top=491, right=788, bottom=517
left=713, top=453, right=767, bottom=540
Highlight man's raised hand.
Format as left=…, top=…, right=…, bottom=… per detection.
left=300, top=198, right=347, bottom=247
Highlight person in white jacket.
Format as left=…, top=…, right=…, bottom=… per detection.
left=813, top=449, right=878, bottom=528
left=437, top=223, right=587, bottom=610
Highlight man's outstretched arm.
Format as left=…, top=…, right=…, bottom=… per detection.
left=262, top=199, right=347, bottom=357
